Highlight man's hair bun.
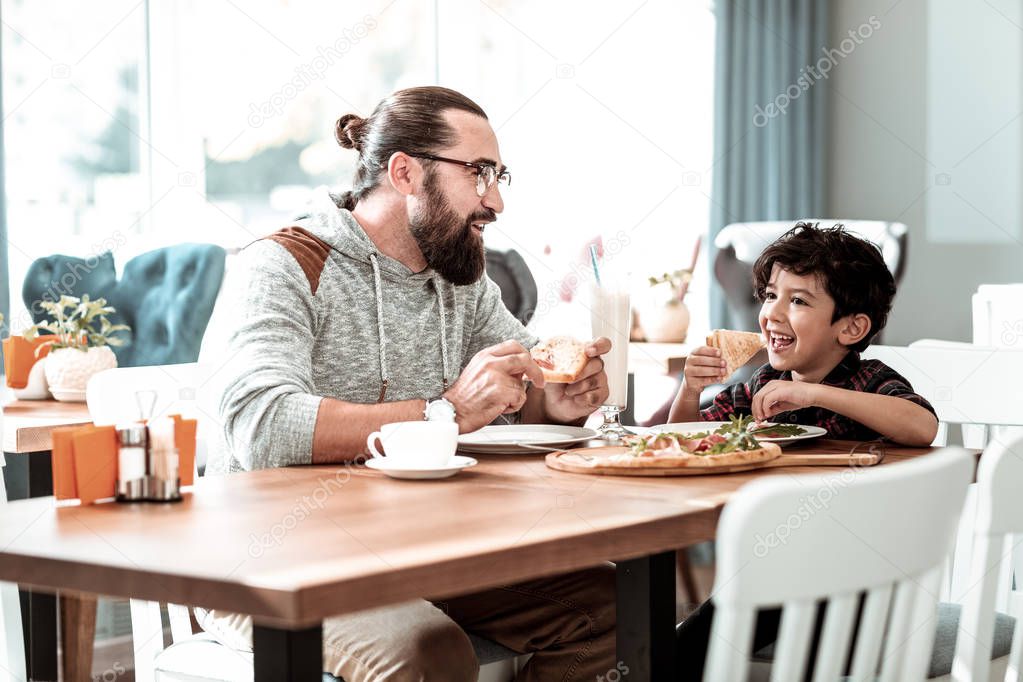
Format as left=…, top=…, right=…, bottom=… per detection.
left=335, top=114, right=365, bottom=151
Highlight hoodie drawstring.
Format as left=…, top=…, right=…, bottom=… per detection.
left=369, top=254, right=390, bottom=402
left=368, top=253, right=450, bottom=403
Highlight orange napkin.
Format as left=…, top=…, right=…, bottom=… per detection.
left=171, top=415, right=197, bottom=487
left=3, top=336, right=52, bottom=389
left=71, top=426, right=118, bottom=505
left=51, top=427, right=80, bottom=500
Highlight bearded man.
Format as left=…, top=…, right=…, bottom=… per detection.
left=202, top=87, right=616, bottom=681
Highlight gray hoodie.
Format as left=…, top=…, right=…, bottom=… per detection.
left=206, top=189, right=537, bottom=473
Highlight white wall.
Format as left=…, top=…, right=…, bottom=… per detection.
left=827, top=0, right=1023, bottom=343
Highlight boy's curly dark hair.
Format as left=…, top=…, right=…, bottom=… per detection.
left=751, top=222, right=896, bottom=353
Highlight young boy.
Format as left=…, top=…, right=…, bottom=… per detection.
left=672, top=223, right=939, bottom=682
left=669, top=222, right=938, bottom=446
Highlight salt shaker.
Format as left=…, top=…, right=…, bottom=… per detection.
left=115, top=424, right=147, bottom=502
left=146, top=416, right=182, bottom=502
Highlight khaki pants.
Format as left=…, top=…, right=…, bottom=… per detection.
left=196, top=565, right=616, bottom=682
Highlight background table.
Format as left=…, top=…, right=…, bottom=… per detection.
left=2, top=398, right=93, bottom=681
left=0, top=440, right=939, bottom=681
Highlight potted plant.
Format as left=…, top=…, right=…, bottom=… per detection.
left=24, top=295, right=130, bottom=401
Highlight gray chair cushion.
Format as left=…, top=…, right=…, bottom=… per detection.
left=752, top=601, right=1015, bottom=679
left=927, top=602, right=1014, bottom=678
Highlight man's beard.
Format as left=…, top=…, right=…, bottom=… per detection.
left=410, top=171, right=492, bottom=286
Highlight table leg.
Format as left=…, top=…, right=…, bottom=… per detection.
left=7, top=452, right=59, bottom=681
left=617, top=551, right=677, bottom=681
left=19, top=590, right=57, bottom=681
left=253, top=623, right=322, bottom=681
left=61, top=593, right=97, bottom=682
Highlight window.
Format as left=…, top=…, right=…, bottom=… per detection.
left=3, top=0, right=715, bottom=341
left=2, top=0, right=145, bottom=333
left=436, top=0, right=715, bottom=339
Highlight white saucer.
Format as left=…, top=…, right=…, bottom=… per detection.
left=365, top=455, right=478, bottom=480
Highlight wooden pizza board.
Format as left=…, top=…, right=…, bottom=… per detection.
left=545, top=446, right=883, bottom=477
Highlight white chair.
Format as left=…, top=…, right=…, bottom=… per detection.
left=86, top=362, right=221, bottom=474
left=950, top=434, right=1023, bottom=681
left=859, top=344, right=1023, bottom=678
left=0, top=407, right=28, bottom=682
left=972, top=284, right=1023, bottom=349
left=705, top=448, right=974, bottom=681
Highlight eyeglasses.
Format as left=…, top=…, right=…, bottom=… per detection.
left=408, top=152, right=511, bottom=197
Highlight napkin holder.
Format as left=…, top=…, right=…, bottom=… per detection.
left=52, top=415, right=197, bottom=505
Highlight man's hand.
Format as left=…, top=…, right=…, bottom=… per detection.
left=543, top=337, right=611, bottom=424
left=751, top=379, right=821, bottom=422
left=444, top=340, right=546, bottom=433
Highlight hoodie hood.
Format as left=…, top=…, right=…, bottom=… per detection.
left=292, top=187, right=435, bottom=284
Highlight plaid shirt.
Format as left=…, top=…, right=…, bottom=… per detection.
left=700, top=352, right=936, bottom=441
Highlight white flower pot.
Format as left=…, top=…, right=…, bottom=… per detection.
left=44, top=346, right=118, bottom=401
left=639, top=300, right=691, bottom=343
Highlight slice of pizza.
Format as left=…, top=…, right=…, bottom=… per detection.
left=530, top=336, right=589, bottom=383
left=706, top=329, right=766, bottom=378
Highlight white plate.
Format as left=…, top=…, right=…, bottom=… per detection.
left=457, top=425, right=598, bottom=454
left=647, top=421, right=828, bottom=446
left=49, top=387, right=87, bottom=402
left=365, top=455, right=478, bottom=480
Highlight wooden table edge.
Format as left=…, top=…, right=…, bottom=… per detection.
left=0, top=506, right=722, bottom=629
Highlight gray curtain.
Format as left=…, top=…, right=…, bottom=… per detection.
left=710, top=0, right=830, bottom=328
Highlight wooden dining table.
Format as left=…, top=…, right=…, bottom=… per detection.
left=0, top=439, right=942, bottom=681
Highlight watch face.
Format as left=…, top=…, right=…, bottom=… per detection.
left=427, top=400, right=456, bottom=422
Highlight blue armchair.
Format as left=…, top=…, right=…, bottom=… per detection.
left=22, top=244, right=226, bottom=367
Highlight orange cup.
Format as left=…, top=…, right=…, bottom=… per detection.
left=3, top=335, right=53, bottom=389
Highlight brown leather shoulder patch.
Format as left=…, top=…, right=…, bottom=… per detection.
left=264, top=227, right=332, bottom=295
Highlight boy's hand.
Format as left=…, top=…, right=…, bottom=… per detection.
left=680, top=346, right=727, bottom=402
left=751, top=379, right=821, bottom=421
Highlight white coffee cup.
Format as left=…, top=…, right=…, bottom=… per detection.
left=366, top=421, right=458, bottom=468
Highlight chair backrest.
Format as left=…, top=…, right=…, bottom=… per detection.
left=485, top=247, right=538, bottom=324
left=951, top=435, right=1023, bottom=681
left=22, top=244, right=226, bottom=368
left=86, top=363, right=219, bottom=475
left=861, top=344, right=1023, bottom=446
left=972, top=284, right=1023, bottom=349
left=22, top=251, right=119, bottom=318
left=108, top=244, right=226, bottom=367
left=705, top=448, right=974, bottom=681
left=713, top=220, right=907, bottom=332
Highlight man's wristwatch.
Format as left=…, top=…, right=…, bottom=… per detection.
left=424, top=396, right=456, bottom=422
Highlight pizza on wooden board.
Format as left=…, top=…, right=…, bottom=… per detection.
left=530, top=336, right=588, bottom=383
left=606, top=415, right=781, bottom=468
left=707, top=329, right=766, bottom=377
